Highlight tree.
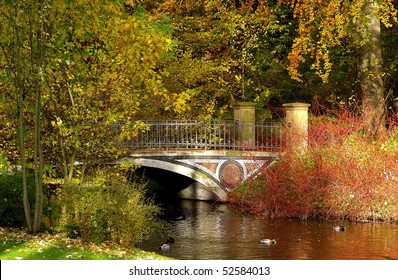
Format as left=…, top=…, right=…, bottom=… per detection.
left=41, top=2, right=172, bottom=183
left=279, top=0, right=398, bottom=136
left=1, top=0, right=173, bottom=232
left=0, top=0, right=50, bottom=232
left=146, top=0, right=295, bottom=120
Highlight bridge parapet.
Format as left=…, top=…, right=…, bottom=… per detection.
left=114, top=120, right=283, bottom=151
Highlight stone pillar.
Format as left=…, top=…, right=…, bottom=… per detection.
left=233, top=102, right=256, bottom=148
left=283, top=102, right=310, bottom=149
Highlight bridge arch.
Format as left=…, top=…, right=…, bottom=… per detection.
left=120, top=157, right=228, bottom=201
left=117, top=150, right=278, bottom=202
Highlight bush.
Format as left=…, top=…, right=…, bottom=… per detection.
left=230, top=112, right=398, bottom=221
left=56, top=170, right=164, bottom=247
left=0, top=172, right=36, bottom=227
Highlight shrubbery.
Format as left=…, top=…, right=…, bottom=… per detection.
left=56, top=169, right=165, bottom=247
left=0, top=171, right=36, bottom=227
left=1, top=149, right=164, bottom=247
left=230, top=111, right=398, bottom=221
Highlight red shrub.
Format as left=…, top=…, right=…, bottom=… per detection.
left=230, top=107, right=398, bottom=221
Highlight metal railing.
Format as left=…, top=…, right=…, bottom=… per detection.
left=114, top=120, right=284, bottom=151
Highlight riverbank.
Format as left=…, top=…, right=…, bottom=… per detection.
left=229, top=114, right=398, bottom=222
left=0, top=227, right=171, bottom=260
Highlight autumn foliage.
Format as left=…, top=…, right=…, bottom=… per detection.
left=230, top=107, right=398, bottom=221
left=279, top=0, right=398, bottom=82
left=56, top=168, right=164, bottom=247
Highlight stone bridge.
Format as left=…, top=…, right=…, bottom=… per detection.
left=116, top=102, right=310, bottom=201
left=119, top=150, right=279, bottom=201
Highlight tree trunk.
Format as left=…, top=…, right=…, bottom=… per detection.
left=32, top=1, right=47, bottom=233
left=18, top=78, right=32, bottom=233
left=357, top=1, right=386, bottom=137
left=12, top=3, right=33, bottom=233
left=33, top=78, right=44, bottom=233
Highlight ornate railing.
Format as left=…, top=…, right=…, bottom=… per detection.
left=114, top=120, right=284, bottom=151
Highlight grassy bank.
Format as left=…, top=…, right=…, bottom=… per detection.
left=0, top=227, right=171, bottom=260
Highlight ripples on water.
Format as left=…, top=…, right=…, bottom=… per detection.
left=138, top=200, right=398, bottom=260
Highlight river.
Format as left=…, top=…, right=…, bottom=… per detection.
left=138, top=198, right=398, bottom=260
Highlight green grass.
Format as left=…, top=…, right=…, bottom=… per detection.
left=0, top=227, right=171, bottom=260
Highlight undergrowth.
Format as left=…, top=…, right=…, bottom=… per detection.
left=56, top=168, right=166, bottom=247
left=230, top=107, right=398, bottom=222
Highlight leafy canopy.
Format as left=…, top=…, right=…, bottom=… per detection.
left=279, top=0, right=398, bottom=82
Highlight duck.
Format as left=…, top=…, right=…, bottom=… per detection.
left=159, top=243, right=170, bottom=250
left=260, top=239, right=277, bottom=245
left=159, top=237, right=175, bottom=250
left=333, top=226, right=346, bottom=231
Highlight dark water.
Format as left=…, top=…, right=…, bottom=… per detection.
left=138, top=199, right=398, bottom=260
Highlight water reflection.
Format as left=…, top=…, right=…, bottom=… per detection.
left=138, top=200, right=398, bottom=260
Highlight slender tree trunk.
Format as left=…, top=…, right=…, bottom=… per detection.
left=18, top=76, right=32, bottom=233
left=357, top=1, right=386, bottom=137
left=67, top=148, right=77, bottom=184
left=32, top=1, right=47, bottom=233
left=33, top=77, right=44, bottom=232
left=12, top=3, right=33, bottom=232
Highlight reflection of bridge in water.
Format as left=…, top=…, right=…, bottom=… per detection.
left=116, top=102, right=310, bottom=202
left=116, top=120, right=283, bottom=201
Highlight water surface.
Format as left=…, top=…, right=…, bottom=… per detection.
left=138, top=199, right=398, bottom=260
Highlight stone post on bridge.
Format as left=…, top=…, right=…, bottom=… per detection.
left=233, top=102, right=256, bottom=148
left=283, top=102, right=310, bottom=149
